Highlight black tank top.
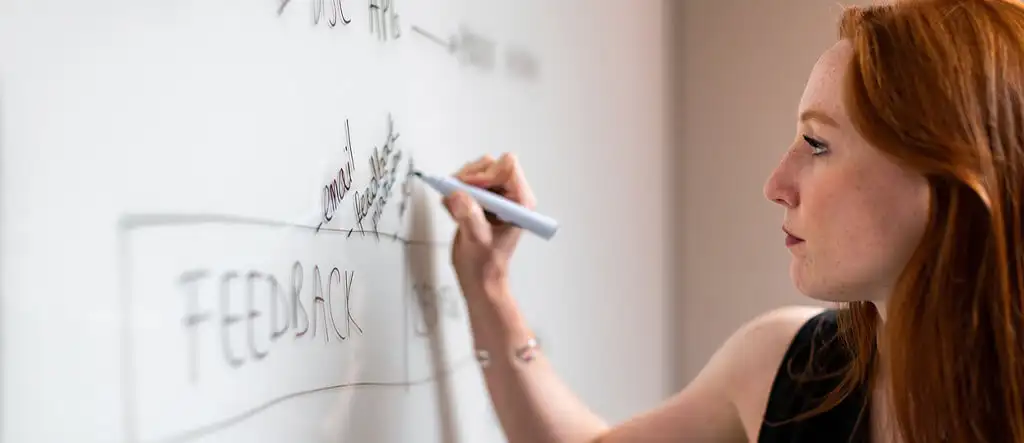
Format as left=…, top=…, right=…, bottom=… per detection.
left=757, top=309, right=872, bottom=443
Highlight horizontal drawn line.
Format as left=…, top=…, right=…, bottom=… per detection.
left=117, top=213, right=446, bottom=246
left=150, top=356, right=477, bottom=443
left=410, top=25, right=454, bottom=52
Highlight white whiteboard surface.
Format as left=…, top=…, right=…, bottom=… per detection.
left=0, top=1, right=670, bottom=442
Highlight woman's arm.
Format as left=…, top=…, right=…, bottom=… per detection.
left=462, top=288, right=610, bottom=443
left=442, top=153, right=813, bottom=443
left=461, top=282, right=815, bottom=443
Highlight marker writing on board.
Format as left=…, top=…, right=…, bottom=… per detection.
left=412, top=170, right=559, bottom=240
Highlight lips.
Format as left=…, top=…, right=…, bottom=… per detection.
left=783, top=227, right=804, bottom=247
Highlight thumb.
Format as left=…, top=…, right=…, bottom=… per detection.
left=447, top=191, right=493, bottom=246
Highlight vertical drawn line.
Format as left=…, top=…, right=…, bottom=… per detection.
left=118, top=227, right=139, bottom=443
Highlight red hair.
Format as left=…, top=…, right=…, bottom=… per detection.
left=802, top=1, right=1024, bottom=442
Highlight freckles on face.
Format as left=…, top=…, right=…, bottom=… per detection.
left=806, top=154, right=911, bottom=262
left=779, top=40, right=930, bottom=301
left=803, top=146, right=928, bottom=299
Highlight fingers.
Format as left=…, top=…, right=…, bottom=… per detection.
left=498, top=153, right=537, bottom=209
left=444, top=154, right=496, bottom=220
left=459, top=153, right=537, bottom=210
left=455, top=155, right=495, bottom=178
left=443, top=191, right=493, bottom=245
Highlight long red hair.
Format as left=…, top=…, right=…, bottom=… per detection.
left=804, top=1, right=1024, bottom=442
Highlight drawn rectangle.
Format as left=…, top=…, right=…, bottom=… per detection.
left=116, top=215, right=453, bottom=443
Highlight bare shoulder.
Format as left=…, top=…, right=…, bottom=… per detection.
left=721, top=305, right=828, bottom=439
left=598, top=305, right=825, bottom=443
left=726, top=305, right=827, bottom=356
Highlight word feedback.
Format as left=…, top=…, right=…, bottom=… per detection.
left=178, top=263, right=361, bottom=383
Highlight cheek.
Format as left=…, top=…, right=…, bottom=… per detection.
left=808, top=169, right=928, bottom=273
left=879, top=177, right=930, bottom=262
left=804, top=175, right=873, bottom=249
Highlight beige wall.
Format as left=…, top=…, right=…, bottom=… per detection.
left=667, top=1, right=873, bottom=388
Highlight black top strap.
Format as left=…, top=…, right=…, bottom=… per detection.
left=757, top=309, right=871, bottom=443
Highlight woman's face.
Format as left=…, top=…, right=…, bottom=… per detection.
left=763, top=39, right=931, bottom=304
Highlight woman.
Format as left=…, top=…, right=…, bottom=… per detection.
left=440, top=0, right=1024, bottom=441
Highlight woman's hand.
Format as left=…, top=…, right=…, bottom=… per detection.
left=442, top=153, right=537, bottom=297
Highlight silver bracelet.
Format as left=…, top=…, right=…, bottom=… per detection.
left=476, top=337, right=540, bottom=368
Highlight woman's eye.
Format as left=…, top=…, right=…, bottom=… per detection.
left=803, top=135, right=830, bottom=156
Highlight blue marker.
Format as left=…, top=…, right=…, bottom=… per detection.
left=412, top=170, right=559, bottom=240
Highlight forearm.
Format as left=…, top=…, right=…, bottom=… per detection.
left=464, top=284, right=609, bottom=443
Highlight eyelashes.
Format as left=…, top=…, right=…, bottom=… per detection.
left=802, top=135, right=830, bottom=156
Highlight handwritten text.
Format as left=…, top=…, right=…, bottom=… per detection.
left=179, top=263, right=361, bottom=382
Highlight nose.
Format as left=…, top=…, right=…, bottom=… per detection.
left=763, top=158, right=798, bottom=208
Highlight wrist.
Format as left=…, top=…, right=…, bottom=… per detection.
left=462, top=285, right=533, bottom=347
left=458, top=273, right=512, bottom=304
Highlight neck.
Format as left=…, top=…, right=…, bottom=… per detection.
left=868, top=299, right=900, bottom=441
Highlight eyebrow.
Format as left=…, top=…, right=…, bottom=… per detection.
left=799, top=109, right=839, bottom=128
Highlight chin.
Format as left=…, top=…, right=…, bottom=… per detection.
left=798, top=289, right=857, bottom=304
left=791, top=266, right=861, bottom=303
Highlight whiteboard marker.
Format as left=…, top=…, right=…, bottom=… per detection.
left=412, top=170, right=559, bottom=240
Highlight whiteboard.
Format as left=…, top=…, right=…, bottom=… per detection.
left=0, top=1, right=671, bottom=442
